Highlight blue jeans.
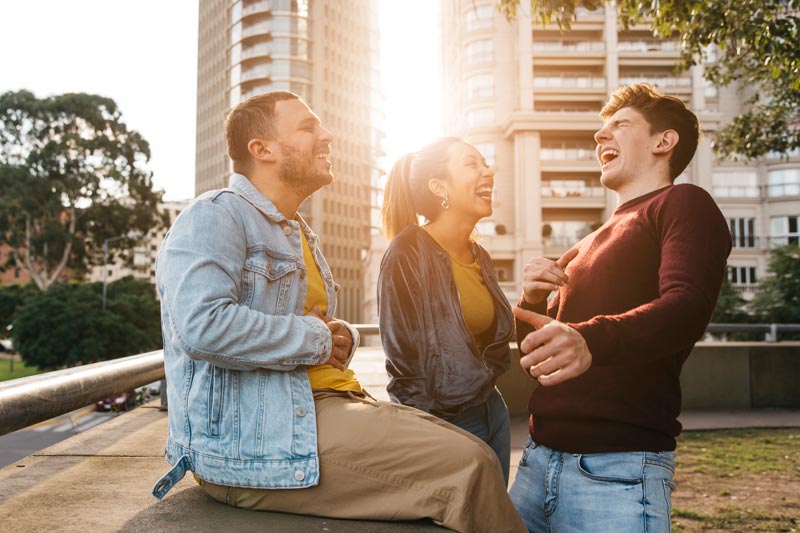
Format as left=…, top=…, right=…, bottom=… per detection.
left=509, top=438, right=675, bottom=532
left=442, top=387, right=511, bottom=484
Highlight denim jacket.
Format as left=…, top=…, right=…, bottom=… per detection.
left=151, top=173, right=359, bottom=499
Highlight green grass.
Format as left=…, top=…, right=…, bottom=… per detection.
left=671, top=428, right=800, bottom=532
left=0, top=358, right=44, bottom=382
left=677, top=428, right=800, bottom=476
left=672, top=506, right=799, bottom=532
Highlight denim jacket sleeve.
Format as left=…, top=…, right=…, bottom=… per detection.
left=157, top=196, right=332, bottom=371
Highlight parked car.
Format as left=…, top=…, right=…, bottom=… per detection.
left=96, top=391, right=136, bottom=412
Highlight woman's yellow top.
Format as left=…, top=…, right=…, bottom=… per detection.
left=423, top=228, right=495, bottom=342
left=302, top=231, right=362, bottom=393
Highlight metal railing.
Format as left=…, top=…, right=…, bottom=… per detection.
left=0, top=323, right=795, bottom=437
left=0, top=350, right=164, bottom=436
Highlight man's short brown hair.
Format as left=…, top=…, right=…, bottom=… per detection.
left=601, top=83, right=700, bottom=181
left=225, top=91, right=299, bottom=173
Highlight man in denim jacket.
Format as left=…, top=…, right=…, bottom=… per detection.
left=151, top=92, right=525, bottom=533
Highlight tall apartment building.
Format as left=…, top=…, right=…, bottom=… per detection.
left=195, top=0, right=382, bottom=323
left=440, top=0, right=800, bottom=301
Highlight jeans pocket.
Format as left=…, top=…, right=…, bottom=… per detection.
left=577, top=453, right=644, bottom=484
left=519, top=437, right=538, bottom=466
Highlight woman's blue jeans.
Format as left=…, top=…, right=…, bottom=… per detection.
left=509, top=438, right=675, bottom=532
left=441, top=387, right=511, bottom=484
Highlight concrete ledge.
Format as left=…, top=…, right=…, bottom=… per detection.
left=0, top=402, right=446, bottom=533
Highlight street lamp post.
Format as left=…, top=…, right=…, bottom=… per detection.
left=102, top=235, right=127, bottom=312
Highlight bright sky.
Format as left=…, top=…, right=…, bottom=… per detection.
left=0, top=0, right=441, bottom=201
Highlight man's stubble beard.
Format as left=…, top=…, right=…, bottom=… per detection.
left=278, top=142, right=333, bottom=198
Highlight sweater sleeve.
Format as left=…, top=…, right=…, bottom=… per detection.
left=571, top=185, right=732, bottom=366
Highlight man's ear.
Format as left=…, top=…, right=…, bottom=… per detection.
left=248, top=138, right=276, bottom=163
left=653, top=130, right=679, bottom=155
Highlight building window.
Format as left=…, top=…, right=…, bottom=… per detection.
left=767, top=168, right=800, bottom=197
left=728, top=218, right=756, bottom=248
left=712, top=171, right=759, bottom=197
left=771, top=216, right=800, bottom=246
left=466, top=40, right=493, bottom=64
left=466, top=74, right=493, bottom=99
left=466, top=5, right=493, bottom=31
left=466, top=108, right=495, bottom=127
left=727, top=266, right=757, bottom=285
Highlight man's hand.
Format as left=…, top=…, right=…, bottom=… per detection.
left=307, top=307, right=352, bottom=371
left=513, top=306, right=592, bottom=386
left=522, top=248, right=579, bottom=305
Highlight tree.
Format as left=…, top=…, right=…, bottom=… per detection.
left=0, top=90, right=167, bottom=290
left=496, top=0, right=800, bottom=160
left=0, top=283, right=37, bottom=337
left=12, top=277, right=162, bottom=370
left=749, top=245, right=800, bottom=339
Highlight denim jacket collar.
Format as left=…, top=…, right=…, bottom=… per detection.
left=228, top=173, right=320, bottom=247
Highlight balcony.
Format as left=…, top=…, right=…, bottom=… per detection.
left=242, top=0, right=272, bottom=18
left=242, top=22, right=271, bottom=40
left=533, top=76, right=606, bottom=98
left=532, top=41, right=604, bottom=66
left=619, top=76, right=692, bottom=94
left=241, top=65, right=271, bottom=83
left=767, top=182, right=800, bottom=198
left=241, top=43, right=272, bottom=62
left=618, top=40, right=680, bottom=66
left=541, top=180, right=606, bottom=208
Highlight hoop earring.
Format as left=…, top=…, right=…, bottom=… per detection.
left=441, top=193, right=449, bottom=210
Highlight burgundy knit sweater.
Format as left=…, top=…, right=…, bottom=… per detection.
left=518, top=184, right=732, bottom=453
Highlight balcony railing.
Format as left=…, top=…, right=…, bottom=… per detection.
left=533, top=41, right=605, bottom=52
left=534, top=77, right=605, bottom=89
left=619, top=76, right=691, bottom=89
left=539, top=148, right=596, bottom=161
left=242, top=0, right=272, bottom=17
left=617, top=41, right=680, bottom=53
left=541, top=181, right=605, bottom=198
left=241, top=66, right=271, bottom=82
left=767, top=182, right=800, bottom=197
left=242, top=43, right=272, bottom=61
left=242, top=22, right=272, bottom=39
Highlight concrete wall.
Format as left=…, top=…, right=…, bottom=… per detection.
left=496, top=342, right=800, bottom=416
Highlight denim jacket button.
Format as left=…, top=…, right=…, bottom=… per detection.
left=294, top=470, right=305, bottom=481
left=300, top=270, right=306, bottom=279
left=296, top=407, right=306, bottom=417
left=283, top=226, right=292, bottom=236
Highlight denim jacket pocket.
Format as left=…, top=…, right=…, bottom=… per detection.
left=208, top=365, right=225, bottom=437
left=243, top=246, right=297, bottom=314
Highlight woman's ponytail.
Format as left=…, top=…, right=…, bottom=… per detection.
left=381, top=153, right=418, bottom=239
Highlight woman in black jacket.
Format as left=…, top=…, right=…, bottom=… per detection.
left=378, top=137, right=514, bottom=482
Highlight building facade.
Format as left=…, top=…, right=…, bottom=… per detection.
left=88, top=200, right=190, bottom=287
left=439, top=0, right=800, bottom=301
left=195, top=0, right=382, bottom=322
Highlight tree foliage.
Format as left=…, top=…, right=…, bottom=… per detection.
left=495, top=0, right=800, bottom=160
left=0, top=283, right=37, bottom=337
left=749, top=245, right=800, bottom=333
left=12, top=277, right=162, bottom=370
left=0, top=90, right=167, bottom=290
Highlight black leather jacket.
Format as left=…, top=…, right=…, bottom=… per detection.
left=377, top=225, right=514, bottom=416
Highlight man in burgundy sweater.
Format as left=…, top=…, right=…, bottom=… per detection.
left=508, top=83, right=732, bottom=532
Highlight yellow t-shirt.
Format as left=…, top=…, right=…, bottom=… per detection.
left=423, top=227, right=496, bottom=342
left=450, top=255, right=495, bottom=339
left=301, top=231, right=362, bottom=393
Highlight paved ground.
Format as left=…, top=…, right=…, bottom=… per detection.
left=1, top=347, right=799, bottom=532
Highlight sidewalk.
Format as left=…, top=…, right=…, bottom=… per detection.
left=1, top=347, right=798, bottom=532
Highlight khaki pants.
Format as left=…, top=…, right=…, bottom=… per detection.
left=201, top=391, right=526, bottom=533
